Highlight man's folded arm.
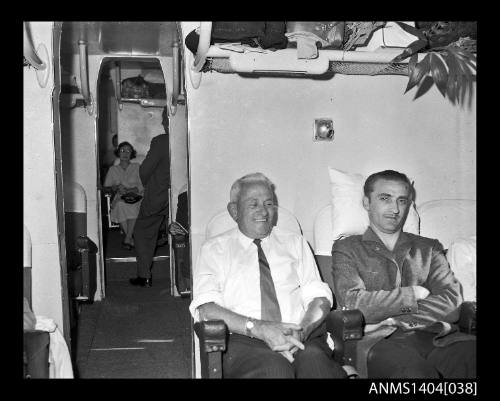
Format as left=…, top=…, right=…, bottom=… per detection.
left=411, top=242, right=463, bottom=323
left=332, top=249, right=418, bottom=324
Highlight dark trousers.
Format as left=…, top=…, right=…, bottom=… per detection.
left=222, top=329, right=347, bottom=379
left=133, top=214, right=164, bottom=278
left=367, top=328, right=476, bottom=379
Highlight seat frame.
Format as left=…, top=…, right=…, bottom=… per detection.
left=196, top=302, right=475, bottom=379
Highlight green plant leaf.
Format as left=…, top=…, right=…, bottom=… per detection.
left=445, top=51, right=475, bottom=105
left=446, top=77, right=458, bottom=105
left=458, top=65, right=474, bottom=106
left=453, top=48, right=477, bottom=64
left=408, top=53, right=418, bottom=78
left=453, top=63, right=466, bottom=105
left=393, top=39, right=428, bottom=62
left=460, top=77, right=468, bottom=105
left=429, top=53, right=448, bottom=97
left=459, top=58, right=477, bottom=75
left=405, top=54, right=430, bottom=93
left=453, top=55, right=473, bottom=95
left=458, top=68, right=470, bottom=105
left=458, top=55, right=477, bottom=75
left=414, top=76, right=435, bottom=100
left=393, top=22, right=428, bottom=41
left=448, top=47, right=476, bottom=74
left=467, top=76, right=475, bottom=109
left=444, top=53, right=458, bottom=104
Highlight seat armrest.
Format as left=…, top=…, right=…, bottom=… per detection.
left=194, top=320, right=228, bottom=378
left=23, top=330, right=50, bottom=378
left=194, top=320, right=227, bottom=353
left=326, top=309, right=364, bottom=365
left=458, top=301, right=476, bottom=335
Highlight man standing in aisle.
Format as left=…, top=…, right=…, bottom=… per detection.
left=130, top=108, right=170, bottom=287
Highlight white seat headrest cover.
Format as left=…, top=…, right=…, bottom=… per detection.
left=206, top=206, right=302, bottom=239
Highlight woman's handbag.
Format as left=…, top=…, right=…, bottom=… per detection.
left=121, top=192, right=143, bottom=204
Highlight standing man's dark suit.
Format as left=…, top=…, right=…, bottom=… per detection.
left=131, top=133, right=170, bottom=286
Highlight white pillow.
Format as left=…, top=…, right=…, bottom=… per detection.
left=328, top=167, right=420, bottom=240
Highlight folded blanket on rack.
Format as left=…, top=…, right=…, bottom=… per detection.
left=286, top=32, right=322, bottom=59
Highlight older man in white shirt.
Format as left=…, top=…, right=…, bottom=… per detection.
left=190, top=172, right=346, bottom=378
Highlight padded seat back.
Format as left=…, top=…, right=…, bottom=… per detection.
left=418, top=199, right=476, bottom=250
left=418, top=199, right=476, bottom=302
left=206, top=206, right=302, bottom=239
left=63, top=181, right=87, bottom=270
left=23, top=225, right=50, bottom=378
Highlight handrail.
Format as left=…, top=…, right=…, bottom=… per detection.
left=171, top=40, right=180, bottom=115
left=23, top=22, right=46, bottom=70
left=115, top=61, right=121, bottom=105
left=78, top=40, right=91, bottom=106
left=192, top=22, right=212, bottom=72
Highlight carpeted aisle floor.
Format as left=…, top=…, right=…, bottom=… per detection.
left=74, top=278, right=193, bottom=378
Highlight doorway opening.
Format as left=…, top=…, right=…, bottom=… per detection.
left=57, top=21, right=193, bottom=377
left=97, top=58, right=173, bottom=288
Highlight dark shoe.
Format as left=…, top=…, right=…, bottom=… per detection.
left=129, top=276, right=152, bottom=287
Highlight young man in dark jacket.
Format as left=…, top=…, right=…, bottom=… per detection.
left=331, top=170, right=476, bottom=378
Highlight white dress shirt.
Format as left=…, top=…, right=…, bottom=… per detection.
left=189, top=227, right=333, bottom=324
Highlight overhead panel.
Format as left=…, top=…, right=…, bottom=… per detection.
left=60, top=21, right=178, bottom=57
left=101, top=22, right=160, bottom=55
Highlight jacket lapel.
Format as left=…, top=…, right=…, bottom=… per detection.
left=362, top=228, right=413, bottom=287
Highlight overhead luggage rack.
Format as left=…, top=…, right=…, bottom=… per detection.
left=120, top=97, right=168, bottom=108
left=200, top=55, right=411, bottom=77
left=187, top=22, right=424, bottom=88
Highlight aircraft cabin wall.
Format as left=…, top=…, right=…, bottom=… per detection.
left=179, top=23, right=476, bottom=279
left=60, top=54, right=107, bottom=300
left=24, top=22, right=66, bottom=331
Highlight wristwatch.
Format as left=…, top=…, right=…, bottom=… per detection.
left=245, top=317, right=256, bottom=338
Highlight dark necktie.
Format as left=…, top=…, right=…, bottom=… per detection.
left=253, top=239, right=282, bottom=322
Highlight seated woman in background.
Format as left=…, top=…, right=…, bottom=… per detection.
left=104, top=141, right=144, bottom=250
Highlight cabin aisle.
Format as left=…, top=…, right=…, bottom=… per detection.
left=74, top=278, right=192, bottom=378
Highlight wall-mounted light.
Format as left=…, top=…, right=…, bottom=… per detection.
left=314, top=119, right=334, bottom=141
